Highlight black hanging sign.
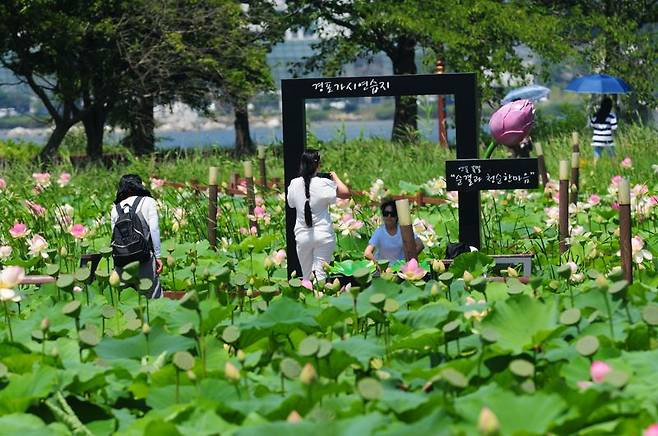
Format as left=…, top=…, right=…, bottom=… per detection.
left=446, top=158, right=539, bottom=192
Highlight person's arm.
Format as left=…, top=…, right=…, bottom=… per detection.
left=330, top=172, right=350, bottom=199
left=145, top=198, right=163, bottom=273
left=364, top=244, right=376, bottom=261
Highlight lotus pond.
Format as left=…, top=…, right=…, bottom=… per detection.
left=0, top=138, right=657, bottom=435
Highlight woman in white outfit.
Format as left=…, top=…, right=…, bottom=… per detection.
left=287, top=150, right=350, bottom=281
left=110, top=174, right=163, bottom=298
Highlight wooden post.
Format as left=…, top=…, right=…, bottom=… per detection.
left=257, top=145, right=267, bottom=187
left=395, top=199, right=417, bottom=261
left=559, top=160, right=570, bottom=254
left=618, top=178, right=632, bottom=283
left=535, top=142, right=549, bottom=186
left=570, top=152, right=580, bottom=204
left=208, top=167, right=218, bottom=249
left=230, top=172, right=240, bottom=190
left=571, top=131, right=579, bottom=153
left=243, top=161, right=259, bottom=234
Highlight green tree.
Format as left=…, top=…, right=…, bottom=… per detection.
left=289, top=0, right=569, bottom=139
left=113, top=0, right=271, bottom=156
left=533, top=1, right=657, bottom=122
left=0, top=0, right=127, bottom=161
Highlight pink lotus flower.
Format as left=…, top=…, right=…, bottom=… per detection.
left=9, top=223, right=30, bottom=239
left=0, top=265, right=25, bottom=289
left=336, top=213, right=364, bottom=238
left=25, top=200, right=47, bottom=216
left=0, top=246, right=11, bottom=260
left=489, top=99, right=535, bottom=146
left=27, top=234, right=48, bottom=258
left=301, top=279, right=313, bottom=290
left=57, top=172, right=71, bottom=187
left=631, top=236, right=653, bottom=264
left=69, top=224, right=88, bottom=239
left=397, top=258, right=427, bottom=281
left=32, top=172, right=51, bottom=188
left=620, top=157, right=633, bottom=168
left=150, top=177, right=166, bottom=190
left=587, top=194, right=601, bottom=206
left=632, top=184, right=649, bottom=198
left=0, top=178, right=5, bottom=190
left=255, top=196, right=265, bottom=207
left=590, top=360, right=611, bottom=383
left=644, top=424, right=658, bottom=436
left=272, top=249, right=286, bottom=266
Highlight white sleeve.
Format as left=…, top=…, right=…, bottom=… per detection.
left=143, top=197, right=161, bottom=257
left=110, top=205, right=117, bottom=231
left=287, top=179, right=297, bottom=209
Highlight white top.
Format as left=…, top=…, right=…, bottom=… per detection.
left=369, top=224, right=420, bottom=262
left=110, top=196, right=161, bottom=257
left=287, top=176, right=337, bottom=234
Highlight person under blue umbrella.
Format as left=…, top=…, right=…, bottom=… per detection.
left=589, top=96, right=618, bottom=160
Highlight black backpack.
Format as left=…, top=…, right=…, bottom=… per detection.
left=111, top=197, right=153, bottom=267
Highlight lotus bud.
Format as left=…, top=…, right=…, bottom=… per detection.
left=40, top=317, right=49, bottom=332
left=287, top=410, right=302, bottom=423
left=142, top=322, right=151, bottom=335
left=187, top=370, right=197, bottom=381
left=291, top=270, right=297, bottom=278
left=237, top=349, right=246, bottom=361
left=431, top=282, right=440, bottom=296
left=506, top=267, right=518, bottom=278
left=246, top=288, right=253, bottom=298
left=478, top=407, right=500, bottom=435
left=166, top=255, right=175, bottom=267
left=249, top=277, right=255, bottom=286
left=432, top=259, right=446, bottom=273
left=224, top=361, right=241, bottom=381
left=264, top=256, right=274, bottom=270
left=60, top=245, right=68, bottom=257
left=299, top=362, right=317, bottom=385
left=595, top=275, right=608, bottom=291
left=190, top=263, right=196, bottom=273
left=109, top=270, right=121, bottom=287
left=331, top=278, right=341, bottom=292
left=463, top=270, right=474, bottom=285
left=489, top=99, right=535, bottom=146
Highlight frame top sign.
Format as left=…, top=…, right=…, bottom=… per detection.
left=282, top=73, right=480, bottom=277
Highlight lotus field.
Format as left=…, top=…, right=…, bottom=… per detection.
left=1, top=138, right=658, bottom=435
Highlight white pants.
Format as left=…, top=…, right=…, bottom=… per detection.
left=295, top=228, right=336, bottom=281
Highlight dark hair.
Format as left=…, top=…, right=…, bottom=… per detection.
left=594, top=96, right=613, bottom=124
left=299, top=149, right=321, bottom=227
left=380, top=199, right=397, bottom=218
left=114, top=174, right=152, bottom=204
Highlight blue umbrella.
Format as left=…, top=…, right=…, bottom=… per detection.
left=565, top=73, right=631, bottom=94
left=501, top=85, right=550, bottom=104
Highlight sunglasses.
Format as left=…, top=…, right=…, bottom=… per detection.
left=382, top=210, right=397, bottom=217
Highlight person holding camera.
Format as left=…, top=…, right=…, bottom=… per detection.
left=287, top=149, right=350, bottom=281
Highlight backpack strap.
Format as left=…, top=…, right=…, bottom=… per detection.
left=130, top=196, right=145, bottom=213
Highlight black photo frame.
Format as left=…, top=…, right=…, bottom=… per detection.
left=281, top=73, right=480, bottom=277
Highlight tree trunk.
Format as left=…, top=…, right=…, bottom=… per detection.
left=391, top=35, right=418, bottom=142
left=234, top=101, right=254, bottom=157
left=124, top=96, right=155, bottom=155
left=82, top=106, right=107, bottom=161
left=39, top=122, right=73, bottom=164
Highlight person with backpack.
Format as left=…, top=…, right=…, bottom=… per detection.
left=287, top=149, right=350, bottom=281
left=110, top=174, right=163, bottom=298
